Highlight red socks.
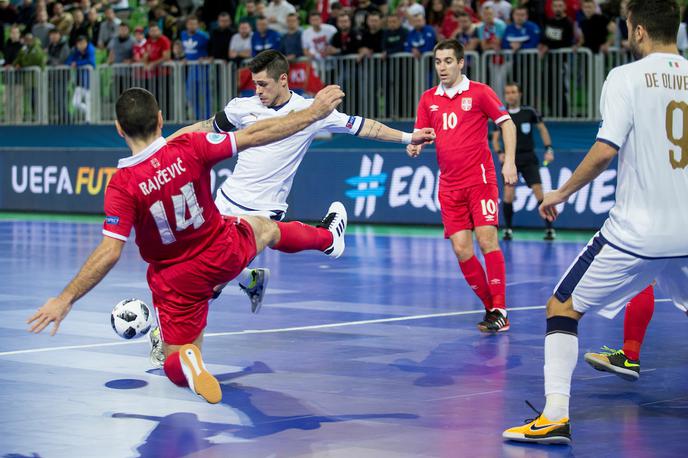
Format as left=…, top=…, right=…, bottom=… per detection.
left=484, top=250, right=506, bottom=310
left=272, top=221, right=333, bottom=253
left=623, top=285, right=655, bottom=361
left=163, top=352, right=188, bottom=387
left=459, top=255, right=493, bottom=310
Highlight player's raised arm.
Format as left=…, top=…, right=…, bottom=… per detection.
left=357, top=119, right=436, bottom=145
left=233, top=85, right=345, bottom=151
left=28, top=236, right=125, bottom=335
left=166, top=116, right=216, bottom=141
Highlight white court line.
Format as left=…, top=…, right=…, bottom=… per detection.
left=0, top=305, right=546, bottom=357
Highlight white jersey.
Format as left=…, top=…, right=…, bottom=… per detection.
left=596, top=52, right=688, bottom=258
left=215, top=91, right=363, bottom=213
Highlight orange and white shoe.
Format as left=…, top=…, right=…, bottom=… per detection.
left=503, top=402, right=571, bottom=445
left=179, top=344, right=221, bottom=404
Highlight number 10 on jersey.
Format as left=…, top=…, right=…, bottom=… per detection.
left=442, top=112, right=458, bottom=130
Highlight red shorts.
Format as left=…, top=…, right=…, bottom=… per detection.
left=146, top=216, right=257, bottom=345
left=438, top=183, right=499, bottom=238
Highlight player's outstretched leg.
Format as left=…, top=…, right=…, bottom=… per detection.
left=257, top=201, right=347, bottom=258
left=584, top=284, right=654, bottom=381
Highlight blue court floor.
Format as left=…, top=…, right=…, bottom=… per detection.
left=0, top=219, right=686, bottom=458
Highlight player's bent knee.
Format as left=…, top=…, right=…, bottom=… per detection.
left=545, top=296, right=581, bottom=320
left=243, top=216, right=278, bottom=252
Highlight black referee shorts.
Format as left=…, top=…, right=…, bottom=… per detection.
left=515, top=152, right=542, bottom=187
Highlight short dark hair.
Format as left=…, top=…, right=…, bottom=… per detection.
left=116, top=88, right=160, bottom=140
left=627, top=0, right=680, bottom=44
left=148, top=21, right=160, bottom=29
left=309, top=10, right=321, bottom=18
left=433, top=39, right=464, bottom=61
left=368, top=11, right=382, bottom=19
left=249, top=50, right=289, bottom=80
left=76, top=35, right=88, bottom=43
left=505, top=81, right=522, bottom=92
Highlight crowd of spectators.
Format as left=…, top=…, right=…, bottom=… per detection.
left=0, top=0, right=688, bottom=121
left=2, top=0, right=686, bottom=71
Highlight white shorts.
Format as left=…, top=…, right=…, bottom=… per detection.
left=214, top=190, right=286, bottom=221
left=553, top=232, right=688, bottom=318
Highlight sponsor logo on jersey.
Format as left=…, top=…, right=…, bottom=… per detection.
left=461, top=98, right=472, bottom=111
left=106, top=216, right=120, bottom=225
left=346, top=116, right=356, bottom=130
left=429, top=104, right=439, bottom=112
left=206, top=133, right=226, bottom=145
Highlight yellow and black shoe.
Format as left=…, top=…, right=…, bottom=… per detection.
left=584, top=346, right=640, bottom=382
left=503, top=401, right=571, bottom=445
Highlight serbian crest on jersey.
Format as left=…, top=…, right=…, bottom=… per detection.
left=461, top=98, right=472, bottom=111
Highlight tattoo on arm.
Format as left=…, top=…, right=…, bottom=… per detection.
left=201, top=117, right=214, bottom=131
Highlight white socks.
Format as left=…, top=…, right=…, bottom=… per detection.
left=543, top=332, right=578, bottom=421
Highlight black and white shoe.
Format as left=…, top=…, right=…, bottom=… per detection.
left=544, top=228, right=556, bottom=241
left=478, top=309, right=510, bottom=333
left=503, top=228, right=513, bottom=241
left=317, top=201, right=348, bottom=259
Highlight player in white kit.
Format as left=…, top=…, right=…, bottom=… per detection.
left=170, top=50, right=434, bottom=304
left=146, top=51, right=435, bottom=367
left=503, top=0, right=688, bottom=445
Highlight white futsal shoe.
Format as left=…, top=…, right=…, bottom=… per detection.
left=318, top=201, right=348, bottom=259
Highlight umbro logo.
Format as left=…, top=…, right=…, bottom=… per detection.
left=429, top=104, right=439, bottom=112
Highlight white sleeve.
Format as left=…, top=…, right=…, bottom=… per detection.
left=596, top=68, right=633, bottom=150
left=223, top=98, right=245, bottom=129
left=317, top=109, right=365, bottom=135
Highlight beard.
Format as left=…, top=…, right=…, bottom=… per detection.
left=629, top=34, right=643, bottom=60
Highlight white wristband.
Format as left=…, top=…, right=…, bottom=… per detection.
left=401, top=132, right=413, bottom=145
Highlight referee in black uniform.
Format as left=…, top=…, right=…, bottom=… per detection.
left=492, top=82, right=556, bottom=240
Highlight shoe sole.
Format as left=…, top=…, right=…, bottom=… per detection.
left=477, top=323, right=510, bottom=333
left=584, top=353, right=639, bottom=382
left=503, top=431, right=571, bottom=445
left=251, top=268, right=270, bottom=314
left=179, top=344, right=222, bottom=404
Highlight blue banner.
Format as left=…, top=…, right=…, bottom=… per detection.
left=0, top=147, right=615, bottom=230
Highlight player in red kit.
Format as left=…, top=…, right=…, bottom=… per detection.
left=408, top=40, right=518, bottom=332
left=26, top=86, right=364, bottom=404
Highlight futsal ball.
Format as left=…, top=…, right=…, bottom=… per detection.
left=111, top=299, right=153, bottom=339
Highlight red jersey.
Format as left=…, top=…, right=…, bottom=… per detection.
left=414, top=77, right=510, bottom=190
left=145, top=35, right=171, bottom=62
left=103, top=132, right=238, bottom=266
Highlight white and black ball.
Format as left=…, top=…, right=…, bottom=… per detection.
left=111, top=299, right=153, bottom=339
